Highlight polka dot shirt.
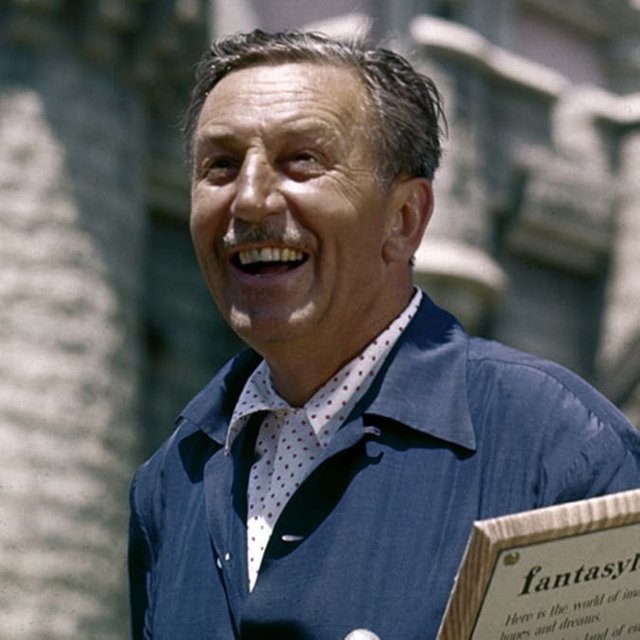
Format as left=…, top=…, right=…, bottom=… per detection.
left=225, top=289, right=422, bottom=591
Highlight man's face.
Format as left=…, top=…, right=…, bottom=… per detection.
left=190, top=62, right=413, bottom=354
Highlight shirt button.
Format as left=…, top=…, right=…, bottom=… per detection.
left=216, top=556, right=223, bottom=570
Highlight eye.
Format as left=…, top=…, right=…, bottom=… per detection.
left=282, top=151, right=324, bottom=181
left=200, top=156, right=239, bottom=185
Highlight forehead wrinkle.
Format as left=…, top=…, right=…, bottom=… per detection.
left=195, top=63, right=375, bottom=169
left=196, top=111, right=354, bottom=161
left=201, top=63, right=368, bottom=124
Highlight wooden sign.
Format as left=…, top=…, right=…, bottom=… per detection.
left=438, top=489, right=640, bottom=639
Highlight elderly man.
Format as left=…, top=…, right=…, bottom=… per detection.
left=128, top=30, right=640, bottom=639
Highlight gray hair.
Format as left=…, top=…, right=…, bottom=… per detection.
left=183, top=29, right=446, bottom=185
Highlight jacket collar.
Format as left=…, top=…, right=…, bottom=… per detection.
left=364, top=295, right=476, bottom=451
left=179, top=348, right=262, bottom=446
left=178, top=293, right=476, bottom=452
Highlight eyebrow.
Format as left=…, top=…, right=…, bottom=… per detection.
left=194, top=131, right=240, bottom=151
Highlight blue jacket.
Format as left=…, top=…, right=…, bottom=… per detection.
left=129, top=295, right=640, bottom=639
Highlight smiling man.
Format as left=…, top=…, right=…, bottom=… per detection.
left=188, top=59, right=431, bottom=405
left=128, top=30, right=640, bottom=640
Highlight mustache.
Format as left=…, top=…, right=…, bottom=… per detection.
left=221, top=221, right=305, bottom=251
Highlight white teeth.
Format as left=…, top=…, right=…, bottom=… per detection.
left=237, top=248, right=304, bottom=265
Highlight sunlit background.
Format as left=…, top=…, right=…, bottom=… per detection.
left=1, top=0, right=639, bottom=636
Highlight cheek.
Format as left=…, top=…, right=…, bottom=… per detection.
left=190, top=193, right=226, bottom=244
left=285, top=176, right=361, bottom=213
left=189, top=209, right=207, bottom=238
left=189, top=216, right=209, bottom=261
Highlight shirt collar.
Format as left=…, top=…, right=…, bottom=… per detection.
left=178, top=291, right=476, bottom=453
left=225, top=289, right=423, bottom=452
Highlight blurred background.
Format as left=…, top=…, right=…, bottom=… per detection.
left=1, top=0, right=639, bottom=637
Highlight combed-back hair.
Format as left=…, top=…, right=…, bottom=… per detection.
left=183, top=29, right=446, bottom=185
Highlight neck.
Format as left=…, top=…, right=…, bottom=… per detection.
left=260, top=286, right=415, bottom=407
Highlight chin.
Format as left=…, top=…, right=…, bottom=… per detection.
left=228, top=302, right=317, bottom=349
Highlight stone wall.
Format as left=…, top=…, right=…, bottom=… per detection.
left=0, top=1, right=209, bottom=637
left=141, top=213, right=244, bottom=455
left=0, top=48, right=145, bottom=638
left=410, top=13, right=640, bottom=404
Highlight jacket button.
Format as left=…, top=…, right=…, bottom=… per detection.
left=281, top=534, right=305, bottom=542
left=216, top=553, right=231, bottom=569
left=344, top=630, right=380, bottom=640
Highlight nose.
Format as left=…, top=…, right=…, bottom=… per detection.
left=230, top=151, right=282, bottom=221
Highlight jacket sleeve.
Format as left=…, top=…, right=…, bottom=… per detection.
left=530, top=366, right=640, bottom=505
left=128, top=471, right=153, bottom=640
left=552, top=410, right=640, bottom=504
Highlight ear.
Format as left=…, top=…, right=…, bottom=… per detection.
left=382, top=178, right=434, bottom=265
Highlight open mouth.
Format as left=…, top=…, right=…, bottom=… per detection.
left=232, top=247, right=309, bottom=276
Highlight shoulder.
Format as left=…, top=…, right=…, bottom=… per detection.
left=466, top=337, right=628, bottom=426
left=129, top=418, right=202, bottom=529
left=130, top=348, right=260, bottom=514
left=465, top=337, right=640, bottom=503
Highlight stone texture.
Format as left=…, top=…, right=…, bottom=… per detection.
left=141, top=216, right=245, bottom=454
left=0, top=51, right=145, bottom=639
left=598, top=132, right=640, bottom=377
left=504, top=148, right=613, bottom=275
left=410, top=8, right=640, bottom=405
left=0, top=1, right=210, bottom=633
